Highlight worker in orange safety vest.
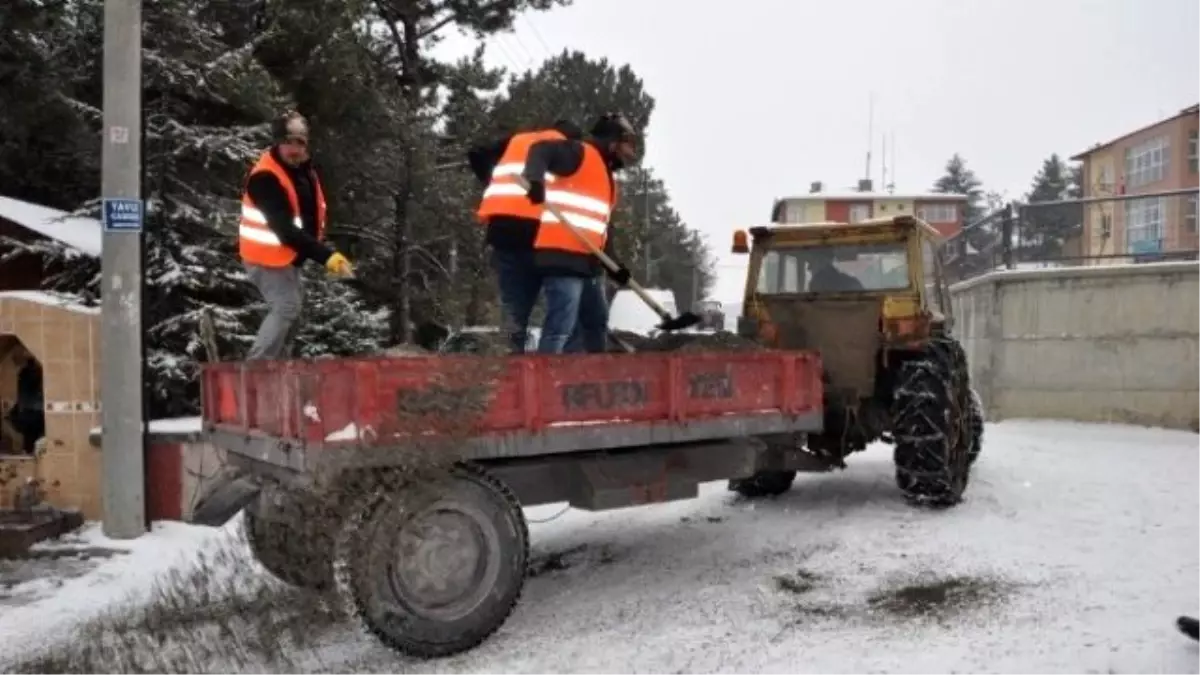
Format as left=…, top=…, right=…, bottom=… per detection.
left=470, top=120, right=584, bottom=353
left=474, top=113, right=637, bottom=354
left=239, top=111, right=354, bottom=360
left=522, top=112, right=638, bottom=354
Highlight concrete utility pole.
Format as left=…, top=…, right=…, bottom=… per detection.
left=100, top=0, right=146, bottom=539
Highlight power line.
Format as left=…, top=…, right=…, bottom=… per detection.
left=522, top=15, right=553, bottom=56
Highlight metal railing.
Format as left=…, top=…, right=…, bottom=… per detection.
left=944, top=187, right=1199, bottom=283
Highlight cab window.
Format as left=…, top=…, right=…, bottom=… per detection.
left=756, top=241, right=911, bottom=294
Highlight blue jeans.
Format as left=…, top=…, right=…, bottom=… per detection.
left=565, top=277, right=609, bottom=353
left=537, top=276, right=585, bottom=354
left=490, top=248, right=542, bottom=354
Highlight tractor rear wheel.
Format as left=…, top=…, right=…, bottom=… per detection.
left=967, top=387, right=985, bottom=465
left=891, top=338, right=973, bottom=507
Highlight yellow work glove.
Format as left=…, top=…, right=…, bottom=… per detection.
left=325, top=252, right=354, bottom=278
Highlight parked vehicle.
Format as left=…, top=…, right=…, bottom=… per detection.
left=727, top=214, right=984, bottom=504
left=196, top=348, right=824, bottom=658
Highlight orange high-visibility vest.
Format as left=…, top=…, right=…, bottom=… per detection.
left=476, top=129, right=567, bottom=223
left=531, top=141, right=616, bottom=256
left=239, top=150, right=327, bottom=267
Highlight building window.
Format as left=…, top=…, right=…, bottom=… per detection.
left=1124, top=136, right=1169, bottom=188
left=1095, top=211, right=1112, bottom=238
left=1124, top=197, right=1165, bottom=253
left=1187, top=195, right=1198, bottom=233
left=1189, top=130, right=1198, bottom=174
left=1096, top=165, right=1113, bottom=194
left=786, top=202, right=818, bottom=223
left=848, top=204, right=870, bottom=223
left=917, top=203, right=958, bottom=222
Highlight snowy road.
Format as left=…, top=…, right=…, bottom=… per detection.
left=2, top=420, right=1198, bottom=673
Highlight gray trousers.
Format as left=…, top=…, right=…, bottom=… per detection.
left=245, top=263, right=303, bottom=360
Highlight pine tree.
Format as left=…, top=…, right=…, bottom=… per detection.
left=1067, top=162, right=1085, bottom=199
left=615, top=167, right=715, bottom=310
left=0, top=1, right=100, bottom=209
left=135, top=0, right=288, bottom=416
left=291, top=269, right=389, bottom=358
left=492, top=49, right=656, bottom=137
left=1020, top=154, right=1080, bottom=261
left=932, top=153, right=986, bottom=225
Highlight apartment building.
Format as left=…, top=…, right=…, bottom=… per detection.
left=1071, top=104, right=1199, bottom=262
left=770, top=179, right=969, bottom=237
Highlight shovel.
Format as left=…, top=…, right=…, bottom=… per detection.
left=516, top=176, right=702, bottom=332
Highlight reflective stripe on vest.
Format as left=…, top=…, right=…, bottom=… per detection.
left=239, top=150, right=326, bottom=267
left=532, top=142, right=615, bottom=256
left=476, top=129, right=566, bottom=223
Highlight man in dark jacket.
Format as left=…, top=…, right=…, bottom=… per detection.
left=239, top=111, right=353, bottom=360
left=808, top=249, right=864, bottom=292
left=468, top=120, right=583, bottom=353
left=520, top=113, right=636, bottom=354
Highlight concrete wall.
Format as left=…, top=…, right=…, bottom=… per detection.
left=951, top=262, right=1199, bottom=430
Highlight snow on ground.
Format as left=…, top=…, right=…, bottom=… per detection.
left=1, top=420, right=1196, bottom=673
left=89, top=415, right=205, bottom=438
left=0, top=521, right=237, bottom=648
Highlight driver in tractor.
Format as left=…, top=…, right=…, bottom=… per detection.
left=807, top=248, right=864, bottom=293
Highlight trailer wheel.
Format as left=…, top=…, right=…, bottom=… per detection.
left=334, top=464, right=528, bottom=659
left=243, top=483, right=336, bottom=590
left=728, top=470, right=797, bottom=498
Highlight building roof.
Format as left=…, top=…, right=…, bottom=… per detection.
left=0, top=290, right=100, bottom=315
left=1070, top=104, right=1200, bottom=161
left=0, top=195, right=102, bottom=256
left=778, top=191, right=968, bottom=202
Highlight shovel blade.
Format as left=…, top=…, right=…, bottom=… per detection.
left=656, top=312, right=704, bottom=332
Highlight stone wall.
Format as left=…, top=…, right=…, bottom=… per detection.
left=950, top=262, right=1199, bottom=430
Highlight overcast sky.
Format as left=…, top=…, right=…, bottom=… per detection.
left=435, top=0, right=1199, bottom=302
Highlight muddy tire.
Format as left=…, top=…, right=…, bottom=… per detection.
left=243, top=484, right=337, bottom=590
left=891, top=338, right=973, bottom=507
left=728, top=470, right=797, bottom=498
left=333, top=464, right=528, bottom=659
left=967, top=388, right=985, bottom=465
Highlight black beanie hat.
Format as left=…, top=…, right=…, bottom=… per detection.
left=590, top=112, right=636, bottom=142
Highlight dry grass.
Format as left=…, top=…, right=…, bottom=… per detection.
left=1, top=529, right=347, bottom=674
left=1, top=356, right=516, bottom=674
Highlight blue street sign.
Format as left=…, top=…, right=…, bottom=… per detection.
left=102, top=198, right=143, bottom=233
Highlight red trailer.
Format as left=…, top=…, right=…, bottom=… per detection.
left=196, top=350, right=824, bottom=658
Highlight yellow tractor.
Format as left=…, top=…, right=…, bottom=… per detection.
left=728, top=215, right=983, bottom=507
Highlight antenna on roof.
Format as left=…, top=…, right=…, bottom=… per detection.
left=888, top=133, right=897, bottom=193
left=865, top=93, right=874, bottom=184
left=881, top=132, right=888, bottom=193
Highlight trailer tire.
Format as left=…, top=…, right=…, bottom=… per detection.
left=333, top=464, right=528, bottom=659
left=728, top=470, right=797, bottom=498
left=891, top=338, right=972, bottom=508
left=243, top=483, right=336, bottom=590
